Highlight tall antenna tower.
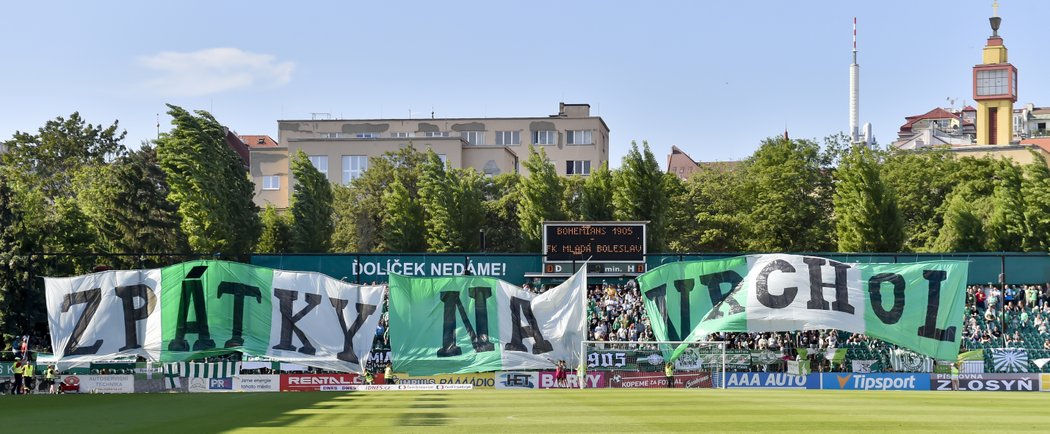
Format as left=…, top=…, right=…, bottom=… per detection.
left=849, top=17, right=860, bottom=144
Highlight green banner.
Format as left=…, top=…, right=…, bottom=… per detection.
left=160, top=261, right=274, bottom=361
left=389, top=274, right=504, bottom=375
left=640, top=255, right=968, bottom=361
left=637, top=257, right=748, bottom=341
left=388, top=268, right=587, bottom=376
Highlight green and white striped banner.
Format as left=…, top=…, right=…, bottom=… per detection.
left=164, top=361, right=242, bottom=378
left=46, top=260, right=386, bottom=373
left=639, top=254, right=968, bottom=361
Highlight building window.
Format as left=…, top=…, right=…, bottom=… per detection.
left=566, top=160, right=591, bottom=176
left=496, top=130, right=520, bottom=145
left=320, top=133, right=347, bottom=139
left=461, top=131, right=484, bottom=145
left=424, top=131, right=450, bottom=137
left=567, top=130, right=592, bottom=145
left=976, top=69, right=1009, bottom=96
left=391, top=132, right=413, bottom=138
left=262, top=175, right=280, bottom=190
left=355, top=133, right=379, bottom=139
left=533, top=130, right=556, bottom=145
left=342, top=155, right=368, bottom=184
left=438, top=154, right=448, bottom=167
left=308, top=155, right=329, bottom=177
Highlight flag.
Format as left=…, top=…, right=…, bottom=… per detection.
left=825, top=348, right=848, bottom=364
left=640, top=255, right=967, bottom=362
left=389, top=266, right=587, bottom=376
left=45, top=260, right=386, bottom=373
left=889, top=348, right=934, bottom=372
left=991, top=348, right=1029, bottom=373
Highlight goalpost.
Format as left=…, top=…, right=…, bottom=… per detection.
left=580, top=340, right=728, bottom=389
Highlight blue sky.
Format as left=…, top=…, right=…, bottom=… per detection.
left=1, top=1, right=1046, bottom=167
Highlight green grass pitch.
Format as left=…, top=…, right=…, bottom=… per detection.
left=9, top=389, right=1050, bottom=433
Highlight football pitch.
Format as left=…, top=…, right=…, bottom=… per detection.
left=9, top=389, right=1049, bottom=433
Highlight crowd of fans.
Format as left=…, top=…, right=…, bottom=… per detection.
left=962, top=284, right=1050, bottom=351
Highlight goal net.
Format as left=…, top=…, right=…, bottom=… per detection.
left=580, top=340, right=727, bottom=389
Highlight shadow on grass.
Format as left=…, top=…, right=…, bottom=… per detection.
left=6, top=392, right=345, bottom=434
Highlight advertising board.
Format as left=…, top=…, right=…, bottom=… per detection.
left=188, top=377, right=234, bottom=393
left=537, top=371, right=607, bottom=389
left=280, top=373, right=366, bottom=392
left=58, top=375, right=134, bottom=394
left=608, top=372, right=712, bottom=389
left=930, top=373, right=1038, bottom=391
left=724, top=372, right=810, bottom=389
left=234, top=375, right=281, bottom=392
left=495, top=371, right=539, bottom=389
left=818, top=373, right=929, bottom=390
left=392, top=372, right=495, bottom=388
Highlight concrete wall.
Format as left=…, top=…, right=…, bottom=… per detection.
left=250, top=147, right=290, bottom=209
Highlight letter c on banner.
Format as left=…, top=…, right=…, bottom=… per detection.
left=756, top=259, right=797, bottom=309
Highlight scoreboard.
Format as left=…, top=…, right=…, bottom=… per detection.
left=542, top=222, right=646, bottom=263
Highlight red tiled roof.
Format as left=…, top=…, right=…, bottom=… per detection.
left=962, top=106, right=976, bottom=111
left=240, top=135, right=278, bottom=148
left=1021, top=138, right=1050, bottom=154
left=899, top=107, right=959, bottom=133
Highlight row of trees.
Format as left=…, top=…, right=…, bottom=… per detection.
left=6, top=108, right=1050, bottom=341
left=311, top=140, right=670, bottom=255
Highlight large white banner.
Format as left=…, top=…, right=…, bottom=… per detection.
left=266, top=270, right=386, bottom=372
left=496, top=268, right=588, bottom=371
left=45, top=261, right=386, bottom=373
left=45, top=270, right=163, bottom=364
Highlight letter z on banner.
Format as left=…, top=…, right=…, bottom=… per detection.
left=45, top=270, right=163, bottom=363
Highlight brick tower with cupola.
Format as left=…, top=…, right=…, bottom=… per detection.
left=974, top=2, right=1017, bottom=145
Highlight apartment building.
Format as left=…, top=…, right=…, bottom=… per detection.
left=252, top=102, right=609, bottom=209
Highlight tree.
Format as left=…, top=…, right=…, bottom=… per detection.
left=740, top=136, right=834, bottom=252
left=517, top=145, right=564, bottom=252
left=1021, top=152, right=1050, bottom=251
left=289, top=150, right=334, bottom=252
left=155, top=104, right=260, bottom=255
left=933, top=189, right=987, bottom=252
left=833, top=145, right=903, bottom=252
left=581, top=162, right=615, bottom=221
left=331, top=146, right=427, bottom=252
left=880, top=150, right=959, bottom=251
left=613, top=141, right=670, bottom=251
left=75, top=144, right=189, bottom=265
left=419, top=151, right=458, bottom=252
left=480, top=173, right=522, bottom=252
left=0, top=174, right=36, bottom=340
left=666, top=164, right=747, bottom=252
left=985, top=162, right=1026, bottom=251
left=562, top=175, right=585, bottom=221
left=417, top=151, right=486, bottom=252
left=379, top=172, right=425, bottom=252
left=451, top=168, right=486, bottom=252
left=257, top=205, right=292, bottom=253
left=1, top=112, right=126, bottom=199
